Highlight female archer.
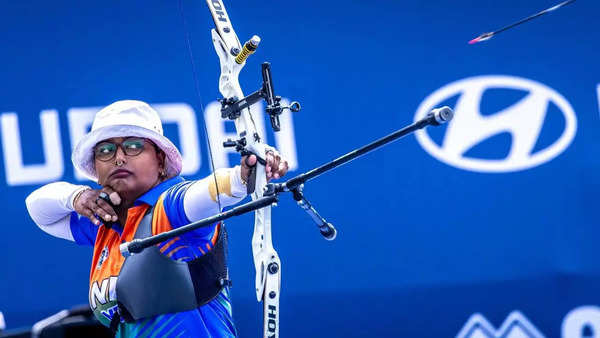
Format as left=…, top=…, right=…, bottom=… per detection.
left=25, top=100, right=288, bottom=337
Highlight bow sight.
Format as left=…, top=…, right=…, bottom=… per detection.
left=219, top=62, right=301, bottom=131
left=220, top=61, right=301, bottom=194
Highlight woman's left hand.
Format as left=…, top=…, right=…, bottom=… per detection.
left=241, top=148, right=289, bottom=183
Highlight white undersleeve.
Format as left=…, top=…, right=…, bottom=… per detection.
left=26, top=167, right=248, bottom=241
left=183, top=166, right=248, bottom=222
left=25, top=182, right=88, bottom=241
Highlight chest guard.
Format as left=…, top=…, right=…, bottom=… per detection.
left=115, top=207, right=230, bottom=322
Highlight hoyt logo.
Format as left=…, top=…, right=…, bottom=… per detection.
left=1, top=101, right=298, bottom=186
left=210, top=0, right=227, bottom=22
left=267, top=305, right=277, bottom=337
left=415, top=76, right=577, bottom=173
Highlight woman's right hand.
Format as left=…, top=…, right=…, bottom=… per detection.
left=73, top=187, right=121, bottom=225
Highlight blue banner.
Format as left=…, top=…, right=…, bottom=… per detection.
left=1, top=0, right=599, bottom=337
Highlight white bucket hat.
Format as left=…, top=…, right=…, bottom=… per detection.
left=72, top=100, right=183, bottom=181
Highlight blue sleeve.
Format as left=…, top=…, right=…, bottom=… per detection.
left=162, top=181, right=216, bottom=239
left=69, top=211, right=99, bottom=246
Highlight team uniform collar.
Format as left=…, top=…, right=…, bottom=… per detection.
left=134, top=176, right=184, bottom=206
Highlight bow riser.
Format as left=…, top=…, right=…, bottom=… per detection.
left=207, top=1, right=282, bottom=337
left=211, top=25, right=272, bottom=300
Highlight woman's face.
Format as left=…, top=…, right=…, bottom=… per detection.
left=94, top=137, right=165, bottom=199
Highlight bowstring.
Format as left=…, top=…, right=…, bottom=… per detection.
left=177, top=0, right=223, bottom=212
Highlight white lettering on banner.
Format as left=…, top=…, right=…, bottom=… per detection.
left=153, top=103, right=201, bottom=175
left=204, top=101, right=298, bottom=171
left=562, top=306, right=600, bottom=338
left=204, top=102, right=232, bottom=170
left=458, top=307, right=600, bottom=338
left=415, top=76, right=577, bottom=173
left=2, top=101, right=298, bottom=185
left=1, top=110, right=64, bottom=186
left=67, top=106, right=100, bottom=180
left=456, top=311, right=545, bottom=338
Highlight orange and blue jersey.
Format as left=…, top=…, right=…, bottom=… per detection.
left=70, top=176, right=237, bottom=337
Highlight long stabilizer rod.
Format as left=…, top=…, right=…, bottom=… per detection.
left=284, top=107, right=453, bottom=191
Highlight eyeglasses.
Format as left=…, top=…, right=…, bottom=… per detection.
left=94, top=137, right=148, bottom=162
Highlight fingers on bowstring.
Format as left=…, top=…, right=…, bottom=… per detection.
left=101, top=186, right=121, bottom=206
left=94, top=198, right=118, bottom=222
left=265, top=152, right=273, bottom=177
left=244, top=154, right=257, bottom=168
left=267, top=151, right=282, bottom=179
left=277, top=160, right=289, bottom=178
left=73, top=190, right=101, bottom=225
left=80, top=204, right=103, bottom=226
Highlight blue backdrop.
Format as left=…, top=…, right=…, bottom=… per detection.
left=1, top=0, right=599, bottom=337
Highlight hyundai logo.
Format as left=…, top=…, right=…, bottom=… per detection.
left=415, top=76, right=577, bottom=173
